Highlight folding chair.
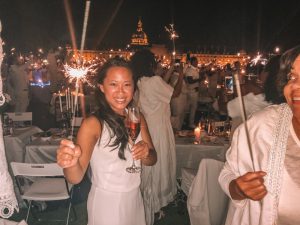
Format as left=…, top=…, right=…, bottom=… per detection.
left=187, top=159, right=228, bottom=225
left=5, top=112, right=33, bottom=126
left=10, top=162, right=76, bottom=225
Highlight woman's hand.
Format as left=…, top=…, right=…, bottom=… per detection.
left=131, top=140, right=150, bottom=160
left=229, top=171, right=267, bottom=201
left=57, top=139, right=82, bottom=168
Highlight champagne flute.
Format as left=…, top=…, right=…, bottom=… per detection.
left=126, top=106, right=142, bottom=173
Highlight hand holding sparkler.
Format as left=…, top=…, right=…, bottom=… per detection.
left=229, top=171, right=267, bottom=201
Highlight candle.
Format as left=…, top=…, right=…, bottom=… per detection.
left=68, top=88, right=71, bottom=110
left=58, top=91, right=63, bottom=113
left=194, top=126, right=201, bottom=144
left=65, top=90, right=69, bottom=110
left=71, top=92, right=74, bottom=114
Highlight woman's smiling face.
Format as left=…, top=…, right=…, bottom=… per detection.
left=99, top=66, right=134, bottom=115
left=284, top=55, right=300, bottom=120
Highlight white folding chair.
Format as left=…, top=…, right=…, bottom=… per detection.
left=10, top=162, right=76, bottom=225
left=5, top=112, right=33, bottom=126
left=187, top=159, right=229, bottom=225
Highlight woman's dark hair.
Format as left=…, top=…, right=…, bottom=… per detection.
left=263, top=55, right=285, bottom=104
left=94, top=58, right=132, bottom=160
left=277, top=45, right=300, bottom=100
left=130, top=49, right=156, bottom=82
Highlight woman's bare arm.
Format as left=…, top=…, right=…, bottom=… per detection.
left=57, top=116, right=101, bottom=184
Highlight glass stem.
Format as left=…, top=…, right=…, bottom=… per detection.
left=131, top=159, right=137, bottom=168
left=130, top=142, right=136, bottom=168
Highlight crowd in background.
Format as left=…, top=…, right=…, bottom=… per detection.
left=0, top=45, right=281, bottom=133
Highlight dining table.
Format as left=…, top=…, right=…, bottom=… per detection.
left=23, top=133, right=230, bottom=180
left=175, top=136, right=229, bottom=178
left=24, top=137, right=62, bottom=164
left=4, top=126, right=43, bottom=164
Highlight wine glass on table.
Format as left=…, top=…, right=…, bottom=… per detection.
left=126, top=106, right=142, bottom=173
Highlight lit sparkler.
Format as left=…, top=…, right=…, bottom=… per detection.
left=63, top=0, right=96, bottom=140
left=250, top=52, right=267, bottom=66
left=63, top=58, right=98, bottom=140
left=165, top=24, right=179, bottom=59
left=64, top=59, right=98, bottom=87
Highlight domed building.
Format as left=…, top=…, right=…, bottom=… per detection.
left=130, top=18, right=149, bottom=49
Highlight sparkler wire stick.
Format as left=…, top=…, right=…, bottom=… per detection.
left=80, top=0, right=91, bottom=54
left=233, top=73, right=256, bottom=171
left=66, top=0, right=91, bottom=140
left=70, top=80, right=80, bottom=141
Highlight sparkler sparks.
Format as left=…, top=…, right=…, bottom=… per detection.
left=62, top=57, right=99, bottom=140
left=165, top=24, right=179, bottom=40
left=165, top=24, right=179, bottom=59
left=63, top=59, right=98, bottom=87
left=250, top=53, right=267, bottom=66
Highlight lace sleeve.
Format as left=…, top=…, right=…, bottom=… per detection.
left=0, top=20, right=18, bottom=219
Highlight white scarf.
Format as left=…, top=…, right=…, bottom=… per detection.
left=266, top=103, right=292, bottom=224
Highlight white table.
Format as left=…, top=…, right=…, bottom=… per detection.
left=24, top=138, right=61, bottom=163
left=24, top=136, right=229, bottom=179
left=4, top=126, right=43, bottom=163
left=175, top=137, right=229, bottom=178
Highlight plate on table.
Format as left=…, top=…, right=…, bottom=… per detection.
left=51, top=134, right=64, bottom=141
left=14, top=127, right=31, bottom=131
left=177, top=130, right=194, bottom=137
left=33, top=131, right=52, bottom=138
left=202, top=135, right=221, bottom=144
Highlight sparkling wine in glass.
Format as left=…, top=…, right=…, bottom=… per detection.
left=126, top=106, right=142, bottom=173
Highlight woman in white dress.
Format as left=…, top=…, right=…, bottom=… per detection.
left=56, top=58, right=157, bottom=225
left=130, top=49, right=184, bottom=225
left=219, top=45, right=300, bottom=225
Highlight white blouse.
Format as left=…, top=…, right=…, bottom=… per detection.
left=277, top=125, right=300, bottom=225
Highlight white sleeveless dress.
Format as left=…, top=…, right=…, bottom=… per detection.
left=87, top=122, right=146, bottom=225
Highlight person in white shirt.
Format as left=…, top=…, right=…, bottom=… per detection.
left=7, top=56, right=29, bottom=112
left=228, top=55, right=286, bottom=134
left=130, top=50, right=183, bottom=225
left=219, top=45, right=300, bottom=225
left=168, top=60, right=188, bottom=131
left=184, top=56, right=200, bottom=128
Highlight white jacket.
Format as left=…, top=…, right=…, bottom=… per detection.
left=219, top=104, right=292, bottom=225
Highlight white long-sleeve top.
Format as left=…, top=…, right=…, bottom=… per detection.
left=219, top=104, right=293, bottom=225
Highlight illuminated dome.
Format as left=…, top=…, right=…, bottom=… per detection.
left=131, top=18, right=149, bottom=46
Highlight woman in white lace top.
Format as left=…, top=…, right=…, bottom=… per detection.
left=219, top=45, right=300, bottom=225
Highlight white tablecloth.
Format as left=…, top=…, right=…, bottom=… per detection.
left=176, top=137, right=228, bottom=178
left=24, top=136, right=229, bottom=179
left=4, top=126, right=43, bottom=163
left=24, top=138, right=61, bottom=163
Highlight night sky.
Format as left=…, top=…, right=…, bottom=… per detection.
left=0, top=0, right=300, bottom=54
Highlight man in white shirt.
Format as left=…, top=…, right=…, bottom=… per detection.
left=227, top=77, right=270, bottom=134
left=7, top=56, right=30, bottom=112
left=184, top=57, right=200, bottom=128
